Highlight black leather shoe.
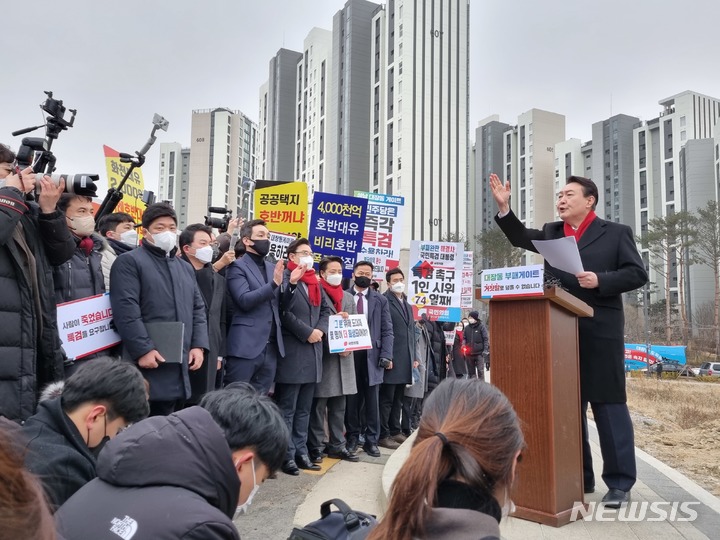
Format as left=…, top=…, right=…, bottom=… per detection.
left=327, top=448, right=360, bottom=462
left=309, top=449, right=324, bottom=463
left=281, top=459, right=300, bottom=476
left=296, top=454, right=321, bottom=471
left=363, top=443, right=381, bottom=458
left=601, top=488, right=630, bottom=508
left=346, top=438, right=358, bottom=454
left=584, top=484, right=595, bottom=494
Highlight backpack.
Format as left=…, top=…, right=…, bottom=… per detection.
left=288, top=498, right=377, bottom=540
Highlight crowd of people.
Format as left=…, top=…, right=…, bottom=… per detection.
left=1, top=138, right=645, bottom=538
left=0, top=143, right=498, bottom=539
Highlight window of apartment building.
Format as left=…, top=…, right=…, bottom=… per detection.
left=680, top=131, right=686, bottom=142
left=680, top=116, right=686, bottom=127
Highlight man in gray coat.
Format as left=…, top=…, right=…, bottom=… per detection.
left=110, top=203, right=209, bottom=416
left=275, top=239, right=329, bottom=475
left=308, top=256, right=359, bottom=463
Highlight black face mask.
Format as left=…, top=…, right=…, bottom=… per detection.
left=88, top=415, right=110, bottom=459
left=354, top=276, right=372, bottom=289
left=250, top=239, right=270, bottom=257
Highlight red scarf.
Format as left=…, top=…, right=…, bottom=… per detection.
left=287, top=260, right=321, bottom=306
left=563, top=211, right=597, bottom=241
left=320, top=279, right=344, bottom=312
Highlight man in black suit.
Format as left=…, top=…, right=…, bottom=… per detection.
left=344, top=261, right=394, bottom=458
left=490, top=173, right=647, bottom=508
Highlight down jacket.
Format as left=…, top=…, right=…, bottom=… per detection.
left=0, top=187, right=74, bottom=422
left=52, top=232, right=107, bottom=304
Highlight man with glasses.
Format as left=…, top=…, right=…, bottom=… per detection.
left=344, top=261, right=394, bottom=458
left=225, top=219, right=287, bottom=394
left=21, top=356, right=149, bottom=509
left=274, top=238, right=329, bottom=475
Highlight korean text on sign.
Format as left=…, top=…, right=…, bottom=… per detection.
left=309, top=192, right=368, bottom=278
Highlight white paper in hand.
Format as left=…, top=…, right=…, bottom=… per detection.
left=532, top=237, right=584, bottom=275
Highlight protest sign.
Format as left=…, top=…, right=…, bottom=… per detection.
left=103, top=145, right=146, bottom=225
left=57, top=293, right=122, bottom=359
left=309, top=192, right=367, bottom=277
left=461, top=251, right=474, bottom=308
left=354, top=191, right=406, bottom=281
left=408, top=241, right=464, bottom=322
left=327, top=315, right=373, bottom=354
left=444, top=330, right=456, bottom=347
left=255, top=182, right=308, bottom=239
left=268, top=231, right=297, bottom=262
left=480, top=265, right=544, bottom=299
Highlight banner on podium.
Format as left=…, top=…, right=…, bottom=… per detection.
left=480, top=265, right=544, bottom=299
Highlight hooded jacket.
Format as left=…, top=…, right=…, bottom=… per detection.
left=55, top=406, right=241, bottom=540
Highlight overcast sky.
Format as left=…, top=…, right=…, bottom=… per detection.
left=2, top=0, right=718, bottom=195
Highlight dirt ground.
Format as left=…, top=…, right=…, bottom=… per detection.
left=624, top=376, right=720, bottom=497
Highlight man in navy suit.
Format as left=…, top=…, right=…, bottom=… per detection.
left=490, top=173, right=647, bottom=509
left=225, top=219, right=287, bottom=394
left=344, top=261, right=394, bottom=458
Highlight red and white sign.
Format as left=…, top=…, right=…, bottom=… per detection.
left=57, top=293, right=122, bottom=359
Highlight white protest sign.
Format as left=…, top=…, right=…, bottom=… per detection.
left=461, top=250, right=474, bottom=308
left=444, top=330, right=456, bottom=347
left=480, top=265, right=544, bottom=299
left=57, top=293, right=122, bottom=359
left=327, top=314, right=373, bottom=354
left=268, top=231, right=297, bottom=261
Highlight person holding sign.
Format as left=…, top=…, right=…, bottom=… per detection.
left=490, top=173, right=647, bottom=508
left=307, top=256, right=359, bottom=463
left=275, top=239, right=330, bottom=475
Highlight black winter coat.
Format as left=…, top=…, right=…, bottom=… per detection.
left=496, top=210, right=647, bottom=402
left=182, top=257, right=226, bottom=402
left=0, top=187, right=74, bottom=422
left=383, top=292, right=414, bottom=385
left=22, top=397, right=96, bottom=509
left=52, top=233, right=106, bottom=304
left=55, top=406, right=241, bottom=540
left=109, top=241, right=209, bottom=402
left=463, top=322, right=488, bottom=357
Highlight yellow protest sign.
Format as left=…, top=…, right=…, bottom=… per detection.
left=254, top=182, right=308, bottom=239
left=103, top=145, right=146, bottom=225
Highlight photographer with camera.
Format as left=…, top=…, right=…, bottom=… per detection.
left=0, top=144, right=74, bottom=423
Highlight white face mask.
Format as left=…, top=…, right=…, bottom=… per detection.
left=299, top=255, right=315, bottom=268
left=69, top=215, right=96, bottom=237
left=325, top=273, right=343, bottom=287
left=468, top=318, right=477, bottom=325
left=391, top=282, right=405, bottom=294
left=120, top=229, right=138, bottom=247
left=194, top=245, right=214, bottom=264
left=151, top=230, right=177, bottom=253
left=234, top=458, right=259, bottom=518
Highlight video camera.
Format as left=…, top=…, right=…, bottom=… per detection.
left=12, top=91, right=98, bottom=197
left=205, top=207, right=232, bottom=233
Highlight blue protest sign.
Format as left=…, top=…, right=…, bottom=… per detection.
left=309, top=192, right=368, bottom=277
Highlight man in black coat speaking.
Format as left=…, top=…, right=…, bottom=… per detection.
left=490, top=173, right=647, bottom=508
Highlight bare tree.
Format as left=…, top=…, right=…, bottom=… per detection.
left=641, top=211, right=695, bottom=344
left=691, top=200, right=720, bottom=355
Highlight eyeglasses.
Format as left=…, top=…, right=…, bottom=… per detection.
left=294, top=251, right=313, bottom=257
